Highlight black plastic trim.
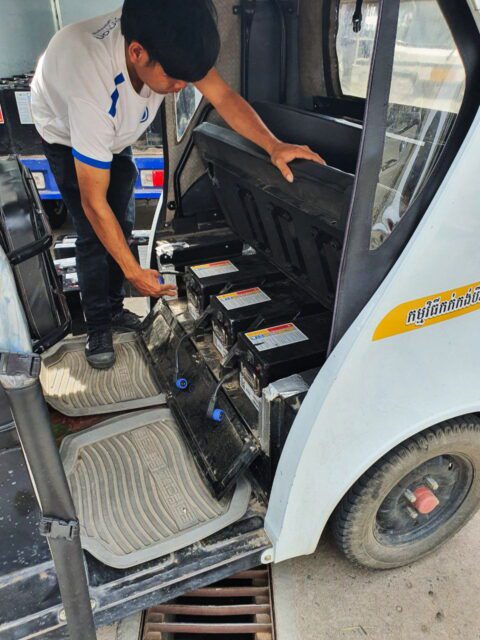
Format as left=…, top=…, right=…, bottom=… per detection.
left=173, top=104, right=214, bottom=218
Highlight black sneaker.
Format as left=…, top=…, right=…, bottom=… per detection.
left=85, top=330, right=115, bottom=370
left=111, top=309, right=143, bottom=333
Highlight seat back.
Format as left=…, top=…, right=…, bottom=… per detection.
left=194, top=123, right=355, bottom=309
left=253, top=102, right=362, bottom=174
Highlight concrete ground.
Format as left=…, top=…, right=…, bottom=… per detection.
left=273, top=512, right=480, bottom=640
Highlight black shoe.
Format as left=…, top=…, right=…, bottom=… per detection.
left=85, top=330, right=115, bottom=370
left=111, top=309, right=143, bottom=333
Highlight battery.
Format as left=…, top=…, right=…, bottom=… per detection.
left=157, top=229, right=244, bottom=299
left=211, top=281, right=325, bottom=358
left=156, top=229, right=244, bottom=270
left=237, top=314, right=331, bottom=410
left=185, top=254, right=283, bottom=321
left=0, top=78, right=43, bottom=155
left=55, top=231, right=151, bottom=262
left=54, top=235, right=78, bottom=260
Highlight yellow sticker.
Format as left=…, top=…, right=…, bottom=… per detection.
left=373, top=281, right=480, bottom=342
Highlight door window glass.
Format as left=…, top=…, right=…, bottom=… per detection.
left=336, top=1, right=466, bottom=249
left=175, top=85, right=203, bottom=143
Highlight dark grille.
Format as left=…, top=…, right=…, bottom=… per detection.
left=142, top=567, right=274, bottom=639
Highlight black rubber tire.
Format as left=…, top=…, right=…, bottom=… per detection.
left=331, top=416, right=480, bottom=569
left=43, top=200, right=68, bottom=230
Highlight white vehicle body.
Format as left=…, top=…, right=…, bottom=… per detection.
left=267, top=0, right=480, bottom=563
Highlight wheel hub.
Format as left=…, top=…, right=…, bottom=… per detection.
left=374, top=454, right=474, bottom=546
left=412, top=486, right=440, bottom=515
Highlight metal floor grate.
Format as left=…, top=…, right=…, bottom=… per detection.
left=142, top=567, right=274, bottom=639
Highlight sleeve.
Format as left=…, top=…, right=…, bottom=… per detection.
left=68, top=97, right=115, bottom=170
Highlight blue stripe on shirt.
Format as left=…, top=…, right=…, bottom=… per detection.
left=72, top=149, right=111, bottom=169
left=109, top=73, right=126, bottom=117
left=108, top=88, right=120, bottom=117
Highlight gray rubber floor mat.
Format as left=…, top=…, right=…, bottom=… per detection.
left=40, top=333, right=165, bottom=416
left=60, top=408, right=252, bottom=569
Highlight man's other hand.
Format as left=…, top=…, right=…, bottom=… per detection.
left=270, top=142, right=326, bottom=183
left=127, top=268, right=177, bottom=298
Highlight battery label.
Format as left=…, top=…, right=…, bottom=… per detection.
left=213, top=327, right=229, bottom=358
left=240, top=372, right=261, bottom=410
left=191, top=260, right=239, bottom=279
left=217, top=287, right=271, bottom=310
left=54, top=257, right=76, bottom=269
left=187, top=290, right=200, bottom=320
left=188, top=299, right=200, bottom=320
left=0, top=106, right=4, bottom=124
left=246, top=323, right=309, bottom=352
left=159, top=263, right=178, bottom=300
left=15, top=91, right=34, bottom=125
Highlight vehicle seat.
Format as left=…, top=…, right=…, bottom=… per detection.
left=194, top=122, right=355, bottom=309
left=252, top=102, right=362, bottom=175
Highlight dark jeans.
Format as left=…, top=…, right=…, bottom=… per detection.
left=43, top=140, right=137, bottom=333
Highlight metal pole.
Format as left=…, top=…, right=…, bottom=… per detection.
left=49, top=0, right=64, bottom=31
left=0, top=247, right=97, bottom=640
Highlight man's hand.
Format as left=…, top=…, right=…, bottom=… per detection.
left=127, top=268, right=177, bottom=298
left=270, top=142, right=326, bottom=183
left=195, top=70, right=327, bottom=183
left=74, top=160, right=177, bottom=299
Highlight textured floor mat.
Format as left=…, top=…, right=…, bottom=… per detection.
left=40, top=334, right=165, bottom=416
left=60, top=408, right=252, bottom=568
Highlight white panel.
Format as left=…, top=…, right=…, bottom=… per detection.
left=59, top=0, right=120, bottom=26
left=0, top=0, right=55, bottom=77
left=266, top=107, right=480, bottom=562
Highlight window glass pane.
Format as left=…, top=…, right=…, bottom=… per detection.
left=336, top=1, right=466, bottom=249
left=175, top=85, right=203, bottom=143
left=371, top=1, right=465, bottom=248
left=337, top=1, right=379, bottom=99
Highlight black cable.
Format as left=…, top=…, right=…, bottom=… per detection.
left=206, top=369, right=238, bottom=423
left=173, top=284, right=234, bottom=388
left=173, top=311, right=211, bottom=388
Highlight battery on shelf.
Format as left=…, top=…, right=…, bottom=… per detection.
left=184, top=255, right=283, bottom=321
left=211, top=281, right=325, bottom=358
left=156, top=229, right=245, bottom=299
left=238, top=314, right=331, bottom=411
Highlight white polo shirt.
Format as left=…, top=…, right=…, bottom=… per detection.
left=31, top=9, right=164, bottom=169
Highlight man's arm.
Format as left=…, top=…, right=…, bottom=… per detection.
left=74, top=159, right=176, bottom=298
left=195, top=69, right=326, bottom=182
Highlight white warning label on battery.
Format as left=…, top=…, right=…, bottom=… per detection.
left=191, top=260, right=239, bottom=279
left=159, top=263, right=178, bottom=300
left=213, top=328, right=229, bottom=359
left=15, top=91, right=34, bottom=125
left=246, top=323, right=309, bottom=352
left=240, top=373, right=261, bottom=410
left=217, top=287, right=271, bottom=310
left=187, top=298, right=200, bottom=320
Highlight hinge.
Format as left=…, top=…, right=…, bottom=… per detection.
left=40, top=517, right=80, bottom=541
